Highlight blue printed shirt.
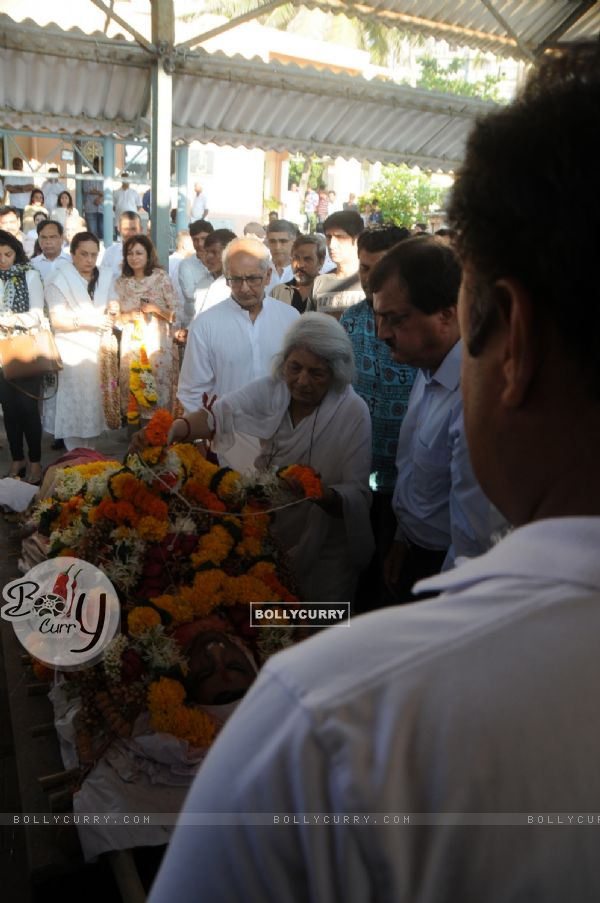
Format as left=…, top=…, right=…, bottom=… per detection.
left=340, top=299, right=416, bottom=493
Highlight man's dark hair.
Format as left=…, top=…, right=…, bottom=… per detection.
left=357, top=225, right=410, bottom=254
left=370, top=235, right=461, bottom=315
left=323, top=210, right=364, bottom=239
left=292, top=233, right=326, bottom=259
left=189, top=219, right=214, bottom=237
left=0, top=205, right=20, bottom=220
left=37, top=218, right=64, bottom=236
left=204, top=228, right=237, bottom=249
left=266, top=218, right=298, bottom=238
left=448, top=43, right=600, bottom=394
left=119, top=211, right=141, bottom=225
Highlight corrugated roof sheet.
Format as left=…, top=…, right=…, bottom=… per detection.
left=0, top=14, right=495, bottom=170
left=303, top=1, right=600, bottom=60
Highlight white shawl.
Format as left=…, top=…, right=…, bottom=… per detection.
left=212, top=377, right=374, bottom=601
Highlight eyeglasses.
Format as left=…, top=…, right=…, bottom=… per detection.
left=225, top=275, right=264, bottom=287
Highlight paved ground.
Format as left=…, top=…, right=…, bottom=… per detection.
left=0, top=421, right=132, bottom=902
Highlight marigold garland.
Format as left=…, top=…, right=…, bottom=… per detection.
left=279, top=464, right=323, bottom=499
left=147, top=677, right=217, bottom=750
left=28, top=408, right=321, bottom=754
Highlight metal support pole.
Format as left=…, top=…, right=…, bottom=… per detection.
left=74, top=144, right=84, bottom=215
left=176, top=144, right=189, bottom=234
left=150, top=0, right=175, bottom=267
left=103, top=136, right=115, bottom=247
left=150, top=62, right=172, bottom=266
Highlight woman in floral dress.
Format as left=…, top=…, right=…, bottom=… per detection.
left=115, top=234, right=178, bottom=425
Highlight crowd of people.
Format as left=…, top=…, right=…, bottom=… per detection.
left=0, top=162, right=495, bottom=607
left=0, top=38, right=597, bottom=902
left=147, top=43, right=600, bottom=902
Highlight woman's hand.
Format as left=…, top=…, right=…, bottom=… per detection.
left=167, top=418, right=191, bottom=444
left=173, top=328, right=188, bottom=345
left=106, top=300, right=120, bottom=318
left=140, top=299, right=162, bottom=317
left=128, top=428, right=148, bottom=455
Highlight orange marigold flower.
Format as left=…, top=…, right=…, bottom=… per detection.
left=128, top=606, right=161, bottom=636
left=145, top=409, right=174, bottom=446
left=137, top=516, right=169, bottom=542
left=279, top=464, right=323, bottom=499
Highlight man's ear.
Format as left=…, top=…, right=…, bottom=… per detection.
left=494, top=278, right=535, bottom=408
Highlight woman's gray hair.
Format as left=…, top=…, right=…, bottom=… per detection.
left=272, top=312, right=356, bottom=389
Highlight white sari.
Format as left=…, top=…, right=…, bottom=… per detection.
left=211, top=377, right=374, bottom=602
left=44, top=263, right=115, bottom=439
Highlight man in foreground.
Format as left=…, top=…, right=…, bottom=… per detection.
left=150, top=45, right=600, bottom=901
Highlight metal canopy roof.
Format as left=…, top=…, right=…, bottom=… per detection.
left=0, top=14, right=496, bottom=171
left=300, top=1, right=600, bottom=62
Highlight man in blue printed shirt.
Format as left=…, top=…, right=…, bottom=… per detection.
left=340, top=225, right=415, bottom=611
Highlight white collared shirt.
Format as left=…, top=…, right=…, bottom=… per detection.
left=177, top=295, right=299, bottom=413
left=30, top=251, right=71, bottom=284
left=149, top=517, right=600, bottom=903
left=266, top=263, right=293, bottom=292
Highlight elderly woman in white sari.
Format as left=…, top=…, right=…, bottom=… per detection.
left=135, top=313, right=374, bottom=603
left=44, top=231, right=118, bottom=450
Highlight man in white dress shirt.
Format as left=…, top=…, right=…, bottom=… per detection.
left=100, top=212, right=142, bottom=279
left=177, top=237, right=299, bottom=469
left=112, top=172, right=143, bottom=220
left=192, top=228, right=236, bottom=317
left=40, top=166, right=68, bottom=214
left=4, top=158, right=34, bottom=217
left=30, top=220, right=70, bottom=283
left=265, top=218, right=297, bottom=292
left=190, top=182, right=209, bottom=221
left=177, top=219, right=214, bottom=327
left=149, top=45, right=600, bottom=903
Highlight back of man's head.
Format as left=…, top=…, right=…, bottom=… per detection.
left=449, top=43, right=600, bottom=395
left=266, top=219, right=297, bottom=239
left=205, top=228, right=237, bottom=249
left=243, top=221, right=266, bottom=240
left=357, top=225, right=410, bottom=255
left=189, top=219, right=214, bottom=238
left=323, top=210, right=364, bottom=239
left=370, top=235, right=461, bottom=314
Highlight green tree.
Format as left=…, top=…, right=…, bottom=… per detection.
left=363, top=165, right=445, bottom=227
left=288, top=155, right=324, bottom=191
left=416, top=55, right=503, bottom=102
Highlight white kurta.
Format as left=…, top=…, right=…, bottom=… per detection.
left=44, top=264, right=115, bottom=439
left=212, top=377, right=374, bottom=601
left=177, top=296, right=300, bottom=470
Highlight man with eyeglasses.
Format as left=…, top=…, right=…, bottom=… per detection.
left=177, top=237, right=299, bottom=470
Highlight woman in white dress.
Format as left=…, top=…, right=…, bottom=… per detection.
left=45, top=232, right=117, bottom=450
left=133, top=314, right=375, bottom=602
left=50, top=190, right=81, bottom=234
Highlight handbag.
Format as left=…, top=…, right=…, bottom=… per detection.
left=0, top=328, right=63, bottom=381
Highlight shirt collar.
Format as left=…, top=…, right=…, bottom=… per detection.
left=422, top=338, right=462, bottom=390
left=415, top=517, right=600, bottom=595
